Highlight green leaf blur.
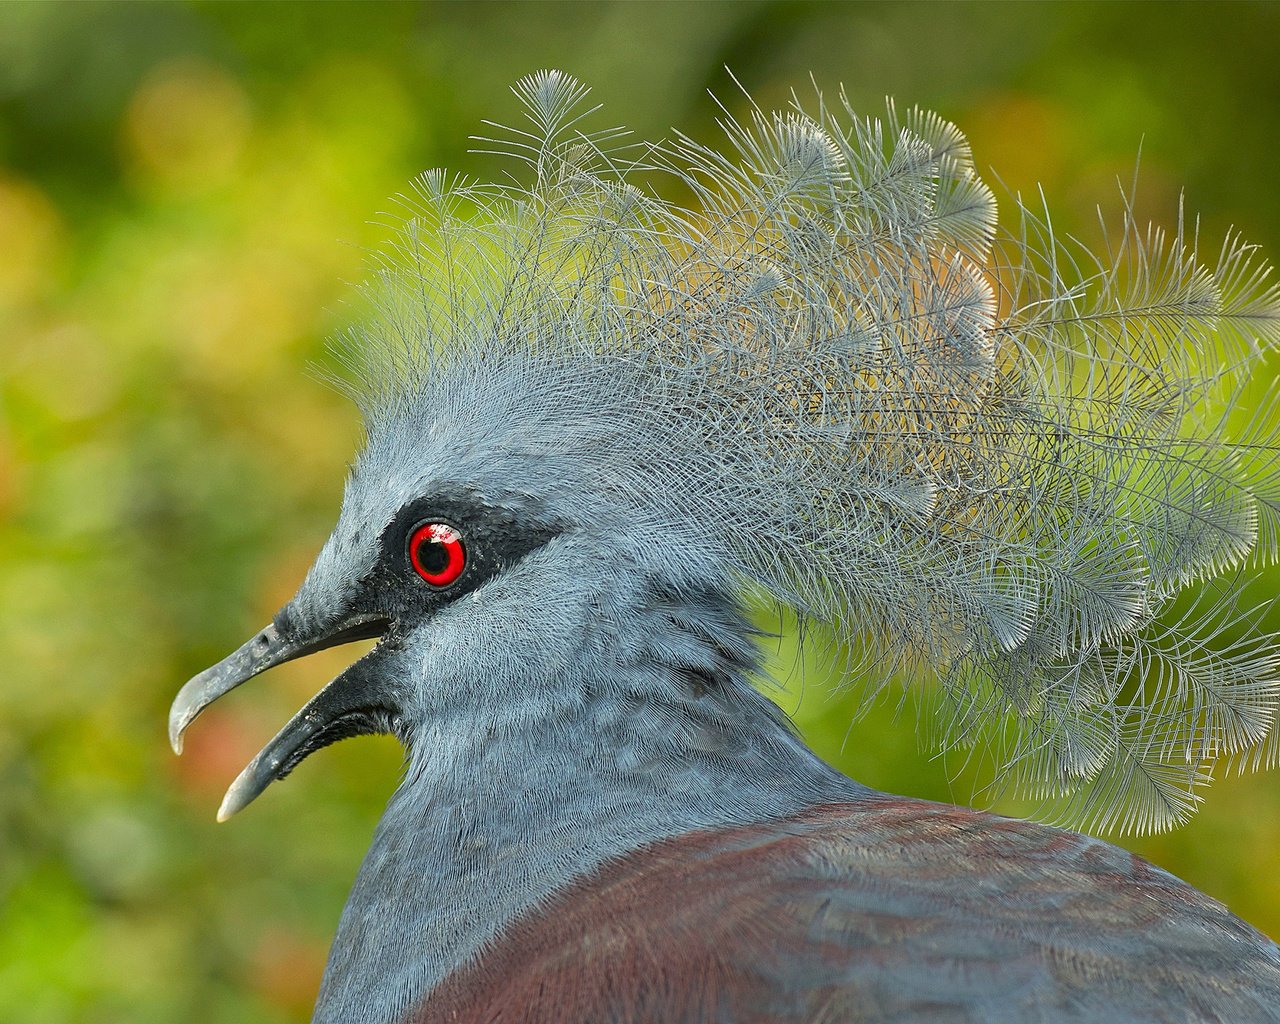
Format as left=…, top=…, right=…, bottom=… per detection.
left=2, top=3, right=1277, bottom=1020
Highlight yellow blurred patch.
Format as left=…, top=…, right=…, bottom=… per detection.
left=9, top=318, right=121, bottom=424
left=965, top=94, right=1068, bottom=197
left=123, top=59, right=252, bottom=194
left=169, top=248, right=312, bottom=382
left=0, top=175, right=64, bottom=309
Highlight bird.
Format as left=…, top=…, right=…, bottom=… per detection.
left=170, top=70, right=1280, bottom=1022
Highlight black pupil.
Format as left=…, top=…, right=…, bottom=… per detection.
left=416, top=536, right=451, bottom=576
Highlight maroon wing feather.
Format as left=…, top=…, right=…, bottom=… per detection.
left=410, top=798, right=1280, bottom=1023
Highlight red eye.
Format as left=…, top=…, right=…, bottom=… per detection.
left=408, top=522, right=466, bottom=586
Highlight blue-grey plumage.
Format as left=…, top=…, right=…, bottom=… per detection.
left=170, top=71, right=1280, bottom=1022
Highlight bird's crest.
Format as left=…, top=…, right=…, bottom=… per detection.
left=335, top=70, right=1280, bottom=834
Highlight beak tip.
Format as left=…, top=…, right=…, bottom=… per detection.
left=168, top=621, right=282, bottom=764
left=168, top=704, right=192, bottom=755
left=217, top=787, right=242, bottom=822
left=218, top=763, right=266, bottom=822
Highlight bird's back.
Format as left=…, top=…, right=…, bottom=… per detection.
left=415, top=796, right=1280, bottom=1023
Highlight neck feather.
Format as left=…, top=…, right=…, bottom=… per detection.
left=312, top=585, right=864, bottom=1024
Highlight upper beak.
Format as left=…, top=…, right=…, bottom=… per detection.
left=169, top=607, right=392, bottom=817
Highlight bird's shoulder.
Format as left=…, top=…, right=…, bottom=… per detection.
left=409, top=796, right=1280, bottom=1023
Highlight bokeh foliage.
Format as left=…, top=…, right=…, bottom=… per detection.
left=2, top=2, right=1278, bottom=1021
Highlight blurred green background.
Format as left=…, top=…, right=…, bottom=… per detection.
left=2, top=2, right=1278, bottom=1021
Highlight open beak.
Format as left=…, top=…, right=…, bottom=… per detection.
left=169, top=608, right=393, bottom=820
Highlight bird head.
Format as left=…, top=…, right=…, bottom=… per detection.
left=168, top=353, right=756, bottom=819
left=171, top=70, right=1280, bottom=835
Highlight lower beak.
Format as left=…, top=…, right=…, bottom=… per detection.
left=169, top=608, right=393, bottom=819
left=214, top=643, right=402, bottom=820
